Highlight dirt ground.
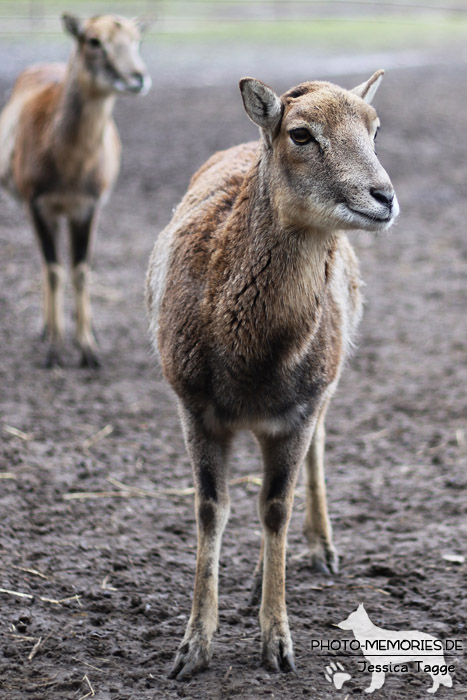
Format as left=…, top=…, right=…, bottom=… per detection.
left=0, top=40, right=466, bottom=700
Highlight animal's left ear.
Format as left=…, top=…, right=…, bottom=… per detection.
left=133, top=16, right=155, bottom=35
left=239, top=78, right=283, bottom=146
left=62, top=13, right=85, bottom=41
left=351, top=70, right=384, bottom=104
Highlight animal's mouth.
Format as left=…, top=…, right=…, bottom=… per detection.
left=126, top=78, right=151, bottom=96
left=347, top=207, right=393, bottom=224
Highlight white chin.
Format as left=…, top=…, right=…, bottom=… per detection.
left=335, top=203, right=395, bottom=232
left=115, top=83, right=150, bottom=96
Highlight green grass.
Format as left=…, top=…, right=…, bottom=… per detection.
left=0, top=0, right=465, bottom=54
left=152, top=17, right=467, bottom=52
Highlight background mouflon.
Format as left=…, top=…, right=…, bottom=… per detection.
left=146, top=70, right=398, bottom=679
left=0, top=13, right=151, bottom=368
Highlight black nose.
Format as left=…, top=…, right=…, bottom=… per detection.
left=130, top=72, right=144, bottom=88
left=371, top=187, right=394, bottom=209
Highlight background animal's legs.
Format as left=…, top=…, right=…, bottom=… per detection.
left=69, top=207, right=99, bottom=367
left=30, top=203, right=63, bottom=367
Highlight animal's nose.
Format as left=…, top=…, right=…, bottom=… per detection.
left=130, top=72, right=144, bottom=89
left=370, top=187, right=394, bottom=209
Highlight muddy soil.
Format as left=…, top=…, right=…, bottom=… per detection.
left=0, top=43, right=466, bottom=700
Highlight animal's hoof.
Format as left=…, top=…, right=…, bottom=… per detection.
left=44, top=346, right=63, bottom=368
left=80, top=348, right=101, bottom=369
left=168, top=637, right=211, bottom=680
left=261, top=631, right=296, bottom=674
left=310, top=542, right=338, bottom=576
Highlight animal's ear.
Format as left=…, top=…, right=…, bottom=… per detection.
left=357, top=603, right=366, bottom=612
left=351, top=70, right=384, bottom=104
left=62, top=13, right=85, bottom=41
left=133, top=16, right=155, bottom=35
left=239, top=78, right=283, bottom=145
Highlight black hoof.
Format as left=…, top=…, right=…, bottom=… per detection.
left=44, top=347, right=63, bottom=368
left=169, top=638, right=211, bottom=680
left=310, top=544, right=339, bottom=576
left=80, top=349, right=101, bottom=369
left=261, top=638, right=296, bottom=674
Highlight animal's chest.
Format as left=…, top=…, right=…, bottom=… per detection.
left=35, top=191, right=98, bottom=219
left=23, top=150, right=106, bottom=206
left=215, top=326, right=339, bottom=423
left=168, top=301, right=342, bottom=433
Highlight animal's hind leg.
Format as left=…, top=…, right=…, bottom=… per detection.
left=29, top=203, right=64, bottom=367
left=248, top=536, right=264, bottom=608
left=69, top=206, right=99, bottom=368
left=303, top=399, right=338, bottom=575
left=169, top=407, right=231, bottom=680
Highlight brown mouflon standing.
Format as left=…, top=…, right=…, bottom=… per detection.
left=0, top=14, right=151, bottom=367
left=146, top=71, right=398, bottom=678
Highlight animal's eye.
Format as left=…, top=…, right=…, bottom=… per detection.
left=87, top=37, right=102, bottom=48
left=373, top=127, right=380, bottom=141
left=289, top=128, right=315, bottom=146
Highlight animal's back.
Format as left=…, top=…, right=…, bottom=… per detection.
left=0, top=64, right=65, bottom=196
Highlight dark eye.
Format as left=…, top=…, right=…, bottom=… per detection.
left=374, top=127, right=379, bottom=142
left=87, top=36, right=102, bottom=48
left=289, top=128, right=315, bottom=146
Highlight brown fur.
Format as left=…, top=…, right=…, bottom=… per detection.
left=0, top=14, right=151, bottom=367
left=146, top=73, right=398, bottom=678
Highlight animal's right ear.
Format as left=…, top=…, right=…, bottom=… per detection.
left=62, top=13, right=85, bottom=41
left=133, top=16, right=155, bottom=35
left=240, top=78, right=283, bottom=146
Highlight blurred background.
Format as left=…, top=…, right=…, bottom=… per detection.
left=0, top=0, right=466, bottom=86
left=1, top=4, right=466, bottom=699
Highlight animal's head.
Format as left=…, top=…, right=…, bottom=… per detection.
left=240, top=73, right=398, bottom=234
left=62, top=13, right=152, bottom=96
left=338, top=604, right=371, bottom=632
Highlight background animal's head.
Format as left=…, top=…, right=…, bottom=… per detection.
left=338, top=603, right=371, bottom=632
left=62, top=13, right=152, bottom=96
left=240, top=73, right=399, bottom=234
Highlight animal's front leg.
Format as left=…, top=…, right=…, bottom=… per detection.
left=170, top=407, right=231, bottom=680
left=69, top=207, right=100, bottom=368
left=29, top=203, right=63, bottom=367
left=257, top=425, right=314, bottom=673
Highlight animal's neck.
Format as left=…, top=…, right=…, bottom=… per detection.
left=54, top=57, right=115, bottom=156
left=208, top=151, right=340, bottom=361
left=235, top=151, right=338, bottom=307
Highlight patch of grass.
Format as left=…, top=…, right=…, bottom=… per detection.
left=152, top=16, right=467, bottom=53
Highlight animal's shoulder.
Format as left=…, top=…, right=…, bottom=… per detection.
left=187, top=141, right=258, bottom=198
left=12, top=63, right=66, bottom=96
left=164, top=141, right=258, bottom=252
